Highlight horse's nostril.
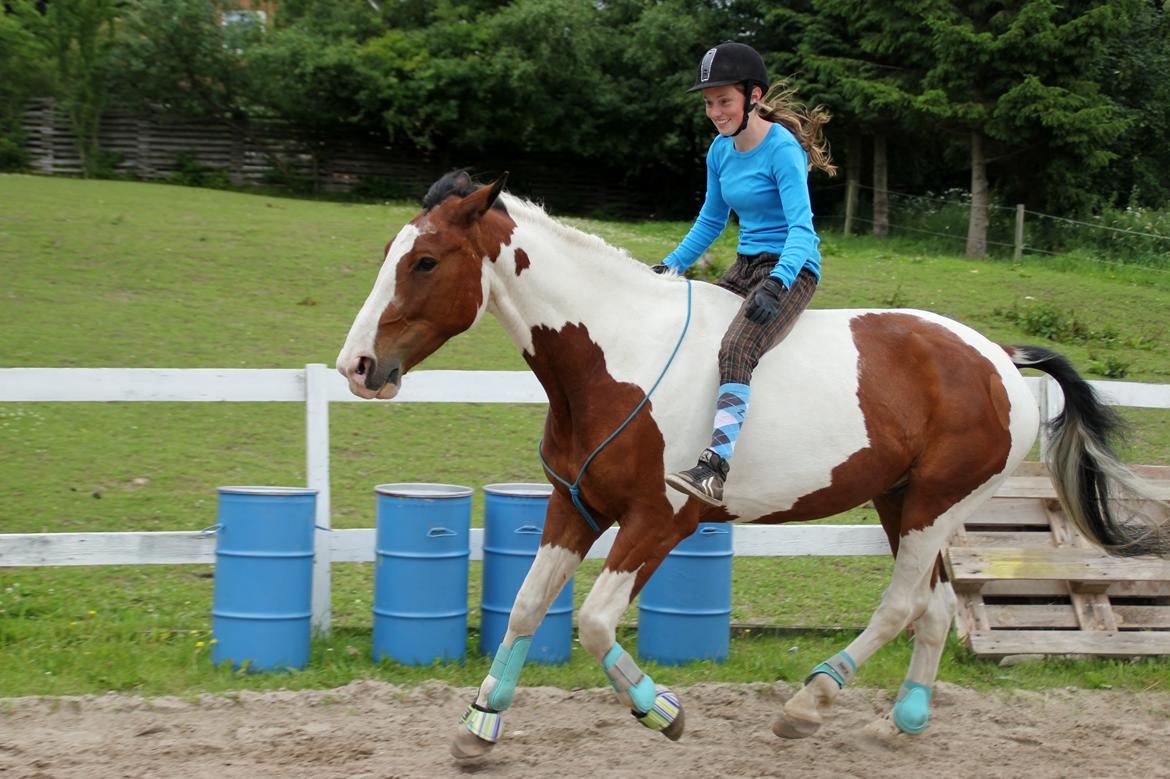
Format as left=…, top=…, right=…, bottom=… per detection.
left=356, top=356, right=371, bottom=377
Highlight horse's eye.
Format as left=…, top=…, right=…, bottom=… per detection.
left=414, top=257, right=438, bottom=273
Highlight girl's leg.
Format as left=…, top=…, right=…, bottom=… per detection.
left=667, top=267, right=817, bottom=505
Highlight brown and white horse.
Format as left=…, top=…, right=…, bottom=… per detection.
left=336, top=171, right=1169, bottom=758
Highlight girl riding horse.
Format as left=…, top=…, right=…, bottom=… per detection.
left=657, top=42, right=837, bottom=509
left=336, top=169, right=1170, bottom=761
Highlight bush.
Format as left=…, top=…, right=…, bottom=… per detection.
left=1026, top=206, right=1170, bottom=269
left=167, top=151, right=230, bottom=189
left=1087, top=353, right=1130, bottom=379
left=0, top=135, right=28, bottom=171
left=997, top=301, right=1087, bottom=343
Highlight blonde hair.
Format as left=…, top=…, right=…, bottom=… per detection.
left=756, top=81, right=837, bottom=177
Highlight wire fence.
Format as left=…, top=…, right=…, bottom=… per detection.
left=812, top=182, right=1170, bottom=274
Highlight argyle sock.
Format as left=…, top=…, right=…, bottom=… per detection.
left=707, top=382, right=751, bottom=461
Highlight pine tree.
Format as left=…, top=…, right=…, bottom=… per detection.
left=916, top=0, right=1134, bottom=255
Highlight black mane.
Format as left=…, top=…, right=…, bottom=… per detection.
left=422, top=169, right=508, bottom=213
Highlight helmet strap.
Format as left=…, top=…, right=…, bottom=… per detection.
left=730, top=82, right=757, bottom=138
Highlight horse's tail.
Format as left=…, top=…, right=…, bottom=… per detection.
left=1009, top=345, right=1170, bottom=557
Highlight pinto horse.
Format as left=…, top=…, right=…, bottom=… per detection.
left=337, top=171, right=1169, bottom=758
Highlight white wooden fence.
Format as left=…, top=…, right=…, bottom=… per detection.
left=2, top=366, right=1168, bottom=633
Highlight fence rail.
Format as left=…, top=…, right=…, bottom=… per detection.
left=2, top=366, right=1168, bottom=633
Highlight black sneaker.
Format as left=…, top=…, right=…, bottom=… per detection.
left=665, top=449, right=729, bottom=507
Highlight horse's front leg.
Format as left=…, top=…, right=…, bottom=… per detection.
left=451, top=492, right=599, bottom=760
left=576, top=507, right=697, bottom=742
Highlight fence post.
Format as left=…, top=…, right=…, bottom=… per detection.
left=1014, top=204, right=1025, bottom=261
left=230, top=124, right=245, bottom=186
left=39, top=100, right=56, bottom=175
left=136, top=116, right=153, bottom=180
left=872, top=134, right=888, bottom=237
left=305, top=363, right=332, bottom=634
left=844, top=134, right=861, bottom=237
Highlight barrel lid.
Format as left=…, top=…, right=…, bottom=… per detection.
left=375, top=482, right=474, bottom=498
left=483, top=482, right=553, bottom=497
left=217, top=486, right=319, bottom=496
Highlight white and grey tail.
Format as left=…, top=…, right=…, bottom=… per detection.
left=1010, top=345, right=1170, bottom=557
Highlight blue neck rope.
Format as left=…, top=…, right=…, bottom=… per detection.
left=538, top=278, right=694, bottom=533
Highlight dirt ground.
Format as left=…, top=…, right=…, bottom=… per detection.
left=2, top=680, right=1169, bottom=779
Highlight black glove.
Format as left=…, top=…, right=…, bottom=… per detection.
left=744, top=277, right=785, bottom=325
left=651, top=263, right=671, bottom=274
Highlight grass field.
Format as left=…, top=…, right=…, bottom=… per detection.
left=1, top=174, right=1168, bottom=697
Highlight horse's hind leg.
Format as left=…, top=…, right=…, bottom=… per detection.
left=882, top=577, right=957, bottom=735
left=774, top=486, right=990, bottom=739
left=452, top=493, right=599, bottom=760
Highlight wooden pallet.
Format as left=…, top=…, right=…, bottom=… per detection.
left=944, top=462, right=1170, bottom=658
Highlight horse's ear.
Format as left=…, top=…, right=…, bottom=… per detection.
left=453, top=172, right=509, bottom=224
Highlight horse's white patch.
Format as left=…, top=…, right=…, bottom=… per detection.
left=336, top=223, right=420, bottom=369
left=577, top=568, right=637, bottom=661
left=844, top=479, right=1003, bottom=669
left=469, top=256, right=492, bottom=331
left=499, top=544, right=582, bottom=645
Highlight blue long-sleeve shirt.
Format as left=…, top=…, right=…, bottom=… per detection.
left=663, top=123, right=821, bottom=289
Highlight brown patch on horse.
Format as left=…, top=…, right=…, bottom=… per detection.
left=471, top=207, right=516, bottom=264
left=989, top=372, right=1011, bottom=431
left=428, top=190, right=517, bottom=264
left=526, top=322, right=699, bottom=580
left=746, top=313, right=1013, bottom=536
left=698, top=505, right=738, bottom=522
left=514, top=248, right=531, bottom=275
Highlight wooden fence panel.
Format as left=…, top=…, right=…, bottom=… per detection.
left=18, top=100, right=653, bottom=213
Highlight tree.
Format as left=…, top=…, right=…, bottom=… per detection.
left=1097, top=1, right=1170, bottom=208
left=916, top=1, right=1134, bottom=256
left=796, top=1, right=937, bottom=237
left=246, top=28, right=372, bottom=189
left=0, top=13, right=52, bottom=170
left=113, top=0, right=258, bottom=124
left=14, top=0, right=120, bottom=177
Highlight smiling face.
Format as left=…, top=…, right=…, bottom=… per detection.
left=702, top=83, right=760, bottom=136
left=336, top=179, right=511, bottom=399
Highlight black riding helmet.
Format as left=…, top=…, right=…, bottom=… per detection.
left=687, top=42, right=769, bottom=138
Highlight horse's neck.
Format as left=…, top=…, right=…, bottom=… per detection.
left=487, top=203, right=661, bottom=357
left=485, top=202, right=682, bottom=411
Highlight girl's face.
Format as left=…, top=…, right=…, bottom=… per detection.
left=703, top=84, right=759, bottom=136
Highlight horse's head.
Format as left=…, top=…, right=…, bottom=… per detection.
left=336, top=171, right=511, bottom=399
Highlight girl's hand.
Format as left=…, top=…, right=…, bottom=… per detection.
left=745, top=277, right=784, bottom=324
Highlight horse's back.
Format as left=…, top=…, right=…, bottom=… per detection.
left=708, top=307, right=1039, bottom=521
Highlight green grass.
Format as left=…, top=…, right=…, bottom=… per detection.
left=1, top=174, right=1169, bottom=697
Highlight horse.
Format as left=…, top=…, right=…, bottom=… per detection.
left=336, top=170, right=1170, bottom=759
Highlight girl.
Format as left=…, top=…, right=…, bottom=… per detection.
left=658, top=41, right=837, bottom=507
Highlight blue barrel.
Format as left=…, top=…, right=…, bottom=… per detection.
left=211, top=486, right=317, bottom=672
left=372, top=483, right=472, bottom=665
left=637, top=522, right=733, bottom=665
left=480, top=483, right=573, bottom=664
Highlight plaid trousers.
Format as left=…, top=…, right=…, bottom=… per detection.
left=715, top=253, right=818, bottom=386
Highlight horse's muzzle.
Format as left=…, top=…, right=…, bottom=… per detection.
left=340, top=354, right=401, bottom=399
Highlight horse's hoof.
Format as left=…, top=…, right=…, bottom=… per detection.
left=891, top=683, right=932, bottom=735
left=450, top=726, right=496, bottom=760
left=634, top=686, right=684, bottom=742
left=772, top=680, right=830, bottom=739
left=659, top=704, right=685, bottom=741
left=771, top=711, right=822, bottom=739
